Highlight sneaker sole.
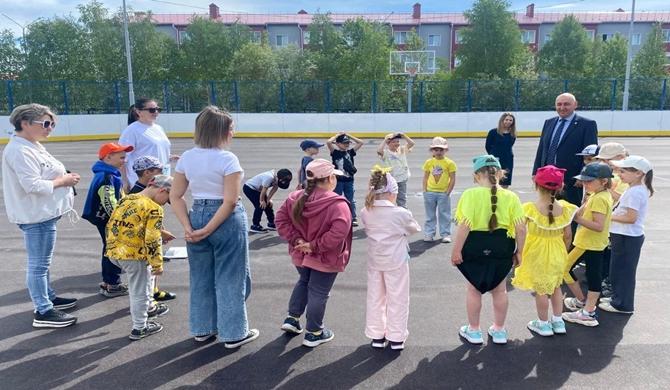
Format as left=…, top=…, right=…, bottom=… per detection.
left=224, top=329, right=260, bottom=349
left=458, top=330, right=483, bottom=345
left=562, top=314, right=599, bottom=327
left=129, top=327, right=163, bottom=341
left=552, top=327, right=567, bottom=335
left=194, top=334, right=217, bottom=342
left=280, top=324, right=303, bottom=334
left=527, top=324, right=554, bottom=337
left=598, top=304, right=633, bottom=314
left=100, top=289, right=128, bottom=298
left=390, top=344, right=405, bottom=350
left=371, top=341, right=387, bottom=348
left=52, top=302, right=77, bottom=310
left=33, top=318, right=77, bottom=328
left=302, top=333, right=335, bottom=348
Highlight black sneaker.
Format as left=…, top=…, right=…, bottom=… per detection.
left=352, top=219, right=359, bottom=227
left=51, top=296, right=77, bottom=310
left=280, top=316, right=303, bottom=334
left=147, top=303, right=169, bottom=318
left=390, top=341, right=405, bottom=350
left=129, top=321, right=163, bottom=340
left=153, top=289, right=177, bottom=301
left=249, top=225, right=267, bottom=233
left=302, top=328, right=335, bottom=347
left=371, top=338, right=387, bottom=348
left=224, top=328, right=260, bottom=349
left=100, top=283, right=129, bottom=298
left=266, top=223, right=277, bottom=231
left=33, top=309, right=77, bottom=328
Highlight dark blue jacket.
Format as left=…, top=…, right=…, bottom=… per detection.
left=82, top=161, right=123, bottom=225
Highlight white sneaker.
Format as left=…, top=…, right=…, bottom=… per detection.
left=564, top=297, right=585, bottom=312
left=598, top=302, right=633, bottom=314
left=423, top=235, right=434, bottom=242
left=441, top=236, right=452, bottom=243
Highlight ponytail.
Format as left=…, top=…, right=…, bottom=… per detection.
left=365, top=169, right=387, bottom=209
left=547, top=189, right=557, bottom=225
left=292, top=170, right=328, bottom=223
left=127, top=97, right=155, bottom=125
left=644, top=169, right=655, bottom=197
left=487, top=166, right=498, bottom=232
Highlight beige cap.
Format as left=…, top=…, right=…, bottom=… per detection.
left=595, top=142, right=626, bottom=160
left=429, top=136, right=449, bottom=149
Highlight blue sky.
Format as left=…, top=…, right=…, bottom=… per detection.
left=1, top=0, right=668, bottom=36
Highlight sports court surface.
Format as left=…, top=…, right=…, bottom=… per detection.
left=1, top=136, right=669, bottom=389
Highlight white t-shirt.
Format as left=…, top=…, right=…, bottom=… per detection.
left=119, top=121, right=171, bottom=185
left=610, top=184, right=648, bottom=237
left=175, top=147, right=243, bottom=199
left=245, top=170, right=275, bottom=191
left=381, top=147, right=410, bottom=182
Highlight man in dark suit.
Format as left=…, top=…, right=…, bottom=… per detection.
left=533, top=93, right=598, bottom=206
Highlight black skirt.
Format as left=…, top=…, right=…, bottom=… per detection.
left=457, top=229, right=516, bottom=294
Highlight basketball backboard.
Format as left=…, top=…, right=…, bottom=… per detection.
left=389, top=50, right=437, bottom=76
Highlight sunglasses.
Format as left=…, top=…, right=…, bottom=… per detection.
left=33, top=120, right=56, bottom=129
left=139, top=107, right=162, bottom=113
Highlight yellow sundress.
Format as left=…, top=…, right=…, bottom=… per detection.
left=512, top=200, right=578, bottom=295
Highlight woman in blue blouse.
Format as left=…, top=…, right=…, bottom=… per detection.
left=485, top=113, right=517, bottom=188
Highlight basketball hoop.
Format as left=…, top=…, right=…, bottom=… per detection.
left=405, top=62, right=420, bottom=78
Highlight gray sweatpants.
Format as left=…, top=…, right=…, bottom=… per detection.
left=111, top=259, right=152, bottom=330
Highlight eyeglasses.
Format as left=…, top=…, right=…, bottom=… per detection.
left=33, top=120, right=56, bottom=129
left=139, top=107, right=162, bottom=113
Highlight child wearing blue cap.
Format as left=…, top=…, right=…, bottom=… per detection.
left=451, top=155, right=526, bottom=345
left=298, top=140, right=325, bottom=190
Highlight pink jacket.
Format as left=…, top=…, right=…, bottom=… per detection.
left=275, top=187, right=353, bottom=273
left=360, top=200, right=421, bottom=271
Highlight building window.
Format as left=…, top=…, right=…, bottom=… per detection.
left=178, top=30, right=189, bottom=44
left=394, top=31, right=408, bottom=44
left=586, top=30, right=595, bottom=41
left=544, top=34, right=551, bottom=43
left=455, top=30, right=464, bottom=44
left=303, top=31, right=310, bottom=45
left=602, top=33, right=613, bottom=42
left=428, top=34, right=441, bottom=47
left=453, top=57, right=461, bottom=68
left=251, top=31, right=261, bottom=43
left=662, top=29, right=670, bottom=43
left=631, top=33, right=641, bottom=45
left=275, top=35, right=286, bottom=47
left=521, top=30, right=536, bottom=44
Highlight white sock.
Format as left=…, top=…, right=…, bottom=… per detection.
left=552, top=315, right=563, bottom=322
left=537, top=319, right=549, bottom=326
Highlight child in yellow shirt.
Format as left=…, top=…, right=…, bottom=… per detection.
left=106, top=175, right=172, bottom=340
left=422, top=137, right=457, bottom=243
left=562, top=163, right=613, bottom=327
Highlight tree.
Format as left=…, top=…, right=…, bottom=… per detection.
left=594, top=34, right=627, bottom=79
left=454, top=0, right=527, bottom=79
left=77, top=0, right=125, bottom=81
left=340, top=18, right=393, bottom=80
left=306, top=13, right=345, bottom=80
left=0, top=30, right=23, bottom=79
left=538, top=15, right=591, bottom=79
left=633, top=23, right=668, bottom=77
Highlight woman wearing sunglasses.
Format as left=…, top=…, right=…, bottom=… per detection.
left=119, top=98, right=179, bottom=302
left=2, top=103, right=81, bottom=328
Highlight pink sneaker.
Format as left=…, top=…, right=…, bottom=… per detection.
left=562, top=309, right=599, bottom=327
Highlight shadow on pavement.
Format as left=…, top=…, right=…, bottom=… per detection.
left=0, top=272, right=99, bottom=308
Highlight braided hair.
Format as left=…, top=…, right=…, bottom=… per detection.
left=365, top=168, right=388, bottom=209
left=485, top=166, right=499, bottom=232
left=292, top=169, right=328, bottom=224
left=547, top=189, right=557, bottom=225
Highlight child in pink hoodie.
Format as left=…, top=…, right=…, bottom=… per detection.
left=275, top=158, right=353, bottom=348
left=361, top=166, right=421, bottom=350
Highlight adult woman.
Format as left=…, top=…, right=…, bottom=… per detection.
left=2, top=104, right=80, bottom=328
left=120, top=97, right=177, bottom=301
left=485, top=113, right=517, bottom=188
left=170, top=106, right=259, bottom=348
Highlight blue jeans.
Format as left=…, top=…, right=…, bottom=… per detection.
left=423, top=191, right=451, bottom=238
left=187, top=200, right=252, bottom=342
left=18, top=217, right=60, bottom=314
left=335, top=180, right=356, bottom=220
left=96, top=223, right=122, bottom=285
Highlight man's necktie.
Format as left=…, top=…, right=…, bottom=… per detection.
left=546, top=118, right=567, bottom=165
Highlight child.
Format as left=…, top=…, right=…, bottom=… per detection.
left=361, top=166, right=421, bottom=350
left=243, top=169, right=292, bottom=233
left=328, top=132, right=364, bottom=226
left=512, top=165, right=578, bottom=337
left=130, top=156, right=177, bottom=303
left=422, top=137, right=457, bottom=243
left=562, top=163, right=614, bottom=327
left=106, top=175, right=172, bottom=340
left=599, top=156, right=653, bottom=314
left=377, top=133, right=415, bottom=208
left=451, top=155, right=526, bottom=345
left=275, top=159, right=353, bottom=348
left=82, top=142, right=133, bottom=298
left=575, top=144, right=600, bottom=204
left=298, top=140, right=325, bottom=189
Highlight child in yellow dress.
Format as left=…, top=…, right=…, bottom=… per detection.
left=513, top=166, right=578, bottom=336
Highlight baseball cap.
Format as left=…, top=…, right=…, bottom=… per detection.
left=574, top=162, right=614, bottom=181
left=595, top=142, right=627, bottom=160
left=534, top=165, right=566, bottom=190
left=611, top=155, right=652, bottom=174
left=300, top=140, right=325, bottom=151
left=305, top=158, right=344, bottom=179
left=132, top=156, right=164, bottom=172
left=335, top=134, right=351, bottom=144
left=473, top=154, right=501, bottom=172
left=99, top=142, right=133, bottom=159
left=429, top=136, right=449, bottom=149
left=147, top=174, right=173, bottom=189
left=576, top=144, right=600, bottom=156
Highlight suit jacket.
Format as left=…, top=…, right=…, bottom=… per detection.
left=532, top=113, right=598, bottom=189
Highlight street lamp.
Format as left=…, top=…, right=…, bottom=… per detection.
left=622, top=0, right=636, bottom=111
left=122, top=0, right=135, bottom=105
left=1, top=13, right=28, bottom=54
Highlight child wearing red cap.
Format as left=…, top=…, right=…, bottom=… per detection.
left=512, top=165, right=578, bottom=337
left=82, top=142, right=133, bottom=298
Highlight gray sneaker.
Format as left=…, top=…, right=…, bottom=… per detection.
left=100, top=283, right=129, bottom=298
left=129, top=321, right=163, bottom=340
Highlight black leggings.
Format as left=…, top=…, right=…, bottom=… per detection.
left=566, top=248, right=604, bottom=292
left=242, top=184, right=275, bottom=226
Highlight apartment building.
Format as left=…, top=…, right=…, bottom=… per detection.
left=150, top=3, right=670, bottom=70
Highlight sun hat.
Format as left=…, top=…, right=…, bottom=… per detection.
left=611, top=155, right=652, bottom=174
left=576, top=144, right=600, bottom=156
left=595, top=142, right=626, bottom=160
left=305, top=158, right=344, bottom=179
left=429, top=136, right=449, bottom=149
left=147, top=174, right=173, bottom=189
left=472, top=154, right=501, bottom=172
left=99, top=142, right=133, bottom=159
left=534, top=165, right=566, bottom=190
left=132, top=156, right=164, bottom=172
left=574, top=162, right=614, bottom=181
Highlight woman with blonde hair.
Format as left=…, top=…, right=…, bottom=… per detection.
left=485, top=113, right=517, bottom=188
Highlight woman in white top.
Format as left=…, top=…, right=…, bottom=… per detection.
left=119, top=98, right=176, bottom=189
left=2, top=104, right=80, bottom=328
left=170, top=106, right=259, bottom=349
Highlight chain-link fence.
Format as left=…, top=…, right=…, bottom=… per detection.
left=1, top=78, right=668, bottom=115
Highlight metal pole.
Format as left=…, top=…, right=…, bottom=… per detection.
left=122, top=0, right=135, bottom=105
left=1, top=13, right=27, bottom=54
left=407, top=76, right=414, bottom=113
left=622, top=0, right=636, bottom=111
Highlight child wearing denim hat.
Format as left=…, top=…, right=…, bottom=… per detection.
left=451, top=155, right=526, bottom=345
